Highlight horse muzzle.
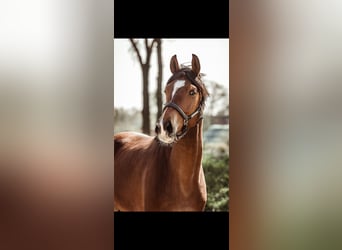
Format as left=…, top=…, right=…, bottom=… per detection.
left=155, top=118, right=178, bottom=145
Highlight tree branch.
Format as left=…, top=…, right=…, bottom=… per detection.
left=129, top=38, right=144, bottom=66
left=145, top=39, right=157, bottom=64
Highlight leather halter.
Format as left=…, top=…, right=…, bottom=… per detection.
left=163, top=69, right=204, bottom=140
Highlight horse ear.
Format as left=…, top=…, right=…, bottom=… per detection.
left=170, top=55, right=180, bottom=73
left=191, top=54, right=201, bottom=76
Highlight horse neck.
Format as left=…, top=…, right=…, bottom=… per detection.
left=169, top=120, right=203, bottom=188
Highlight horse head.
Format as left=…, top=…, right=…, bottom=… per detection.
left=155, top=54, right=209, bottom=145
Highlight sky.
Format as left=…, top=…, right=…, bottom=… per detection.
left=114, top=39, right=229, bottom=110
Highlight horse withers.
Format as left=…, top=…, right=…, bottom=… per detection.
left=114, top=54, right=209, bottom=211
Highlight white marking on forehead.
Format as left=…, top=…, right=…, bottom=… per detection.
left=171, top=80, right=185, bottom=98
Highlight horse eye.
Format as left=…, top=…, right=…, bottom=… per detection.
left=189, top=90, right=196, bottom=96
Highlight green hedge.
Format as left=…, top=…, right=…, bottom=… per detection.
left=202, top=154, right=229, bottom=211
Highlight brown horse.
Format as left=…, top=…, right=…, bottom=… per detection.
left=114, top=54, right=209, bottom=211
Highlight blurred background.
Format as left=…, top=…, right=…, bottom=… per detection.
left=230, top=1, right=342, bottom=249
left=114, top=38, right=229, bottom=211
left=0, top=1, right=113, bottom=249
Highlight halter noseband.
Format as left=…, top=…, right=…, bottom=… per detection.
left=163, top=69, right=204, bottom=140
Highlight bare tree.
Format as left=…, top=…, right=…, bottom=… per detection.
left=129, top=39, right=157, bottom=134
left=155, top=39, right=163, bottom=119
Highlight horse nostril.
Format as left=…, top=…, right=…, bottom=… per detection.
left=155, top=123, right=161, bottom=134
left=163, top=120, right=173, bottom=135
